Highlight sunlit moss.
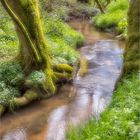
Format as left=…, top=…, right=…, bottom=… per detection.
left=78, top=56, right=88, bottom=77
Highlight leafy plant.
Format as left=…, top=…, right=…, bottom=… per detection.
left=93, top=0, right=129, bottom=34
left=117, top=18, right=128, bottom=37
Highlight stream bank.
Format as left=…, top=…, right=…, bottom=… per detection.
left=0, top=19, right=124, bottom=140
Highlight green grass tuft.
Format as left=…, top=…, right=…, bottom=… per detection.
left=44, top=17, right=84, bottom=65
left=93, top=0, right=129, bottom=35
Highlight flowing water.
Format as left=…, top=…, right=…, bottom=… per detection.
left=0, top=20, right=124, bottom=140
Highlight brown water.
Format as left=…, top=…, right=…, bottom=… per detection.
left=68, top=20, right=125, bottom=48
left=0, top=20, right=124, bottom=140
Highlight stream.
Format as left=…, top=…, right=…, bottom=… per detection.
left=0, top=20, right=124, bottom=140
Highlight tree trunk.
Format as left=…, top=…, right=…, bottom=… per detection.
left=1, top=0, right=56, bottom=93
left=95, top=0, right=105, bottom=14
left=1, top=0, right=51, bottom=74
left=123, top=0, right=140, bottom=74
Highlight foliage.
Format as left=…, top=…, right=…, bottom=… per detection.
left=44, top=17, right=84, bottom=65
left=26, top=71, right=46, bottom=86
left=123, top=0, right=140, bottom=75
left=117, top=18, right=127, bottom=38
left=0, top=5, right=18, bottom=62
left=93, top=10, right=125, bottom=29
left=0, top=61, right=22, bottom=106
left=0, top=6, right=84, bottom=64
left=67, top=74, right=140, bottom=140
left=93, top=0, right=129, bottom=34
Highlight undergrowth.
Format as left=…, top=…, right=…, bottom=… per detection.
left=0, top=61, right=22, bottom=107
left=93, top=0, right=129, bottom=37
left=67, top=74, right=140, bottom=140
left=44, top=17, right=84, bottom=65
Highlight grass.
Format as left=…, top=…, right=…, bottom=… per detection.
left=93, top=0, right=129, bottom=36
left=67, top=74, right=140, bottom=140
left=44, top=17, right=84, bottom=65
left=0, top=61, right=22, bottom=107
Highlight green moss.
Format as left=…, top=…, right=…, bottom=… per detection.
left=0, top=61, right=22, bottom=106
left=54, top=64, right=74, bottom=73
left=44, top=17, right=84, bottom=48
left=24, top=90, right=39, bottom=101
left=14, top=97, right=29, bottom=106
left=54, top=72, right=72, bottom=80
left=79, top=57, right=88, bottom=77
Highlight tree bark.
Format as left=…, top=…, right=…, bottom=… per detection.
left=1, top=0, right=56, bottom=93
left=1, top=0, right=51, bottom=74
left=123, top=0, right=140, bottom=74
left=95, top=0, right=105, bottom=14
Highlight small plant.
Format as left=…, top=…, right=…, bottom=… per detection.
left=117, top=18, right=128, bottom=37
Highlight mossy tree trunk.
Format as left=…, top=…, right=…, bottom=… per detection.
left=1, top=0, right=56, bottom=93
left=123, top=0, right=140, bottom=75
left=1, top=0, right=74, bottom=95
left=0, top=0, right=74, bottom=115
left=1, top=0, right=50, bottom=74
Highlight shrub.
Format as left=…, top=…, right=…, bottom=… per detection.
left=0, top=61, right=22, bottom=106
left=93, top=0, right=129, bottom=31
left=117, top=18, right=128, bottom=37
left=107, top=0, right=129, bottom=12
left=93, top=10, right=125, bottom=29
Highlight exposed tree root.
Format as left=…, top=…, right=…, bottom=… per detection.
left=53, top=64, right=73, bottom=73
left=0, top=90, right=39, bottom=116
left=54, top=72, right=72, bottom=80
